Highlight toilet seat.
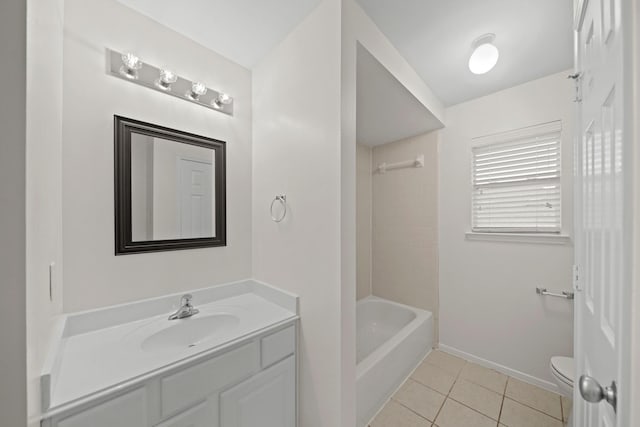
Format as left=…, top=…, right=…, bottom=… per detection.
left=551, top=356, right=574, bottom=386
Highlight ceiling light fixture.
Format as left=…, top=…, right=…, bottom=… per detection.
left=119, top=53, right=143, bottom=80
left=155, top=69, right=178, bottom=91
left=468, top=34, right=499, bottom=75
left=187, top=82, right=207, bottom=101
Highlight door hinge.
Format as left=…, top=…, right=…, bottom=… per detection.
left=568, top=72, right=583, bottom=103
left=573, top=264, right=582, bottom=291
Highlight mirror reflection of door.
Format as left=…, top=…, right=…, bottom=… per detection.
left=130, top=134, right=216, bottom=242
left=179, top=158, right=213, bottom=239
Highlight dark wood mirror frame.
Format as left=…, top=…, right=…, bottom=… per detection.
left=114, top=115, right=226, bottom=255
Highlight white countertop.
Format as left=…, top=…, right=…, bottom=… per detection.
left=43, top=280, right=298, bottom=414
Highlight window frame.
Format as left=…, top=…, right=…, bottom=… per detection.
left=469, top=121, right=564, bottom=236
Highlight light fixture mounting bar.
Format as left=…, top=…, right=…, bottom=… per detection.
left=106, top=49, right=234, bottom=116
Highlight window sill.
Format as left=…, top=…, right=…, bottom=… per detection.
left=465, top=231, right=572, bottom=245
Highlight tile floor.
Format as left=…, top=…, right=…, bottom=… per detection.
left=370, top=350, right=572, bottom=427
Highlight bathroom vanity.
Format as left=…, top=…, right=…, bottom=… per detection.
left=40, top=280, right=298, bottom=427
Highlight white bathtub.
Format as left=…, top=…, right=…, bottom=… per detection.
left=356, top=296, right=433, bottom=427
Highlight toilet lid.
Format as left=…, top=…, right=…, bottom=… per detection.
left=551, top=356, right=574, bottom=385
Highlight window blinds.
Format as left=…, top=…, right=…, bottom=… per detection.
left=472, top=122, right=562, bottom=233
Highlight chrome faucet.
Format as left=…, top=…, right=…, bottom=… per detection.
left=168, top=294, right=200, bottom=320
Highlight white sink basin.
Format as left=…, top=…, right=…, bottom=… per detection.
left=141, top=314, right=240, bottom=352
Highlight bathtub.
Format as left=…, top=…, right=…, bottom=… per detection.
left=356, top=296, right=433, bottom=427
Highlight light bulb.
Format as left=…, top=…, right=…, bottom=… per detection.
left=119, top=53, right=143, bottom=79
left=212, top=92, right=233, bottom=109
left=187, top=82, right=207, bottom=100
left=155, top=69, right=177, bottom=91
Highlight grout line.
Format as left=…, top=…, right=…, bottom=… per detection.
left=560, top=395, right=569, bottom=423
left=497, top=376, right=508, bottom=425
left=420, top=355, right=505, bottom=425
left=373, top=350, right=438, bottom=425
left=503, top=375, right=565, bottom=421
left=432, top=359, right=478, bottom=425
left=450, top=357, right=563, bottom=422
left=393, top=399, right=437, bottom=424
left=377, top=352, right=565, bottom=427
left=502, top=396, right=564, bottom=422
left=398, top=353, right=466, bottom=424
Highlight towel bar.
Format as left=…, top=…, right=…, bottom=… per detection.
left=536, top=287, right=574, bottom=300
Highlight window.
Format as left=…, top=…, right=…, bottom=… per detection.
left=471, top=121, right=562, bottom=234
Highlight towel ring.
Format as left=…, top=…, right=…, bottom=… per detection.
left=270, top=195, right=287, bottom=223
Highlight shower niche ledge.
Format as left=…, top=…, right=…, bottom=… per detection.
left=40, top=279, right=299, bottom=427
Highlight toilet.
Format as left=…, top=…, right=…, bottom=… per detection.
left=550, top=356, right=574, bottom=396
left=550, top=356, right=574, bottom=426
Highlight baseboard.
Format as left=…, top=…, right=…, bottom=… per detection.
left=438, top=344, right=560, bottom=394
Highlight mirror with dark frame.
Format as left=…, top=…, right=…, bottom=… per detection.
left=114, top=115, right=226, bottom=254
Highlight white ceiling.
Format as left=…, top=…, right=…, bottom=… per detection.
left=356, top=0, right=574, bottom=106
left=116, top=0, right=321, bottom=68
left=117, top=0, right=573, bottom=117
left=357, top=45, right=442, bottom=147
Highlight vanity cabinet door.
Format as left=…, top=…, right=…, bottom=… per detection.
left=54, top=387, right=148, bottom=427
left=155, top=401, right=215, bottom=427
left=220, top=355, right=295, bottom=427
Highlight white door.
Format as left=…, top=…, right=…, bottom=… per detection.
left=220, top=356, right=296, bottom=427
left=179, top=159, right=213, bottom=238
left=574, top=0, right=628, bottom=425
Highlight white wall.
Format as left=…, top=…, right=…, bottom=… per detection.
left=0, top=1, right=27, bottom=425
left=252, top=1, right=346, bottom=426
left=356, top=144, right=372, bottom=300
left=340, top=4, right=447, bottom=423
left=371, top=132, right=439, bottom=338
left=439, top=71, right=574, bottom=388
left=130, top=134, right=153, bottom=241
left=26, top=0, right=65, bottom=423
left=62, top=0, right=252, bottom=311
left=343, top=0, right=445, bottom=126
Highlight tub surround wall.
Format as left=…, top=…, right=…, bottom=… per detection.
left=62, top=0, right=252, bottom=311
left=371, top=132, right=440, bottom=340
left=26, top=0, right=65, bottom=423
left=252, top=1, right=346, bottom=426
left=356, top=144, right=372, bottom=300
left=438, top=71, right=574, bottom=388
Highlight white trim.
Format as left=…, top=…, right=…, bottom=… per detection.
left=438, top=344, right=560, bottom=394
left=574, top=0, right=588, bottom=31
left=471, top=120, right=562, bottom=148
left=629, top=1, right=640, bottom=424
left=465, top=231, right=572, bottom=245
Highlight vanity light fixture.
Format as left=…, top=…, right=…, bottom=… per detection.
left=212, top=92, right=233, bottom=109
left=468, top=34, right=499, bottom=75
left=155, top=69, right=178, bottom=91
left=119, top=53, right=143, bottom=79
left=187, top=82, right=207, bottom=101
left=107, top=48, right=234, bottom=115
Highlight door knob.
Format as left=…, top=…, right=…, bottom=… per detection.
left=579, top=375, right=616, bottom=411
